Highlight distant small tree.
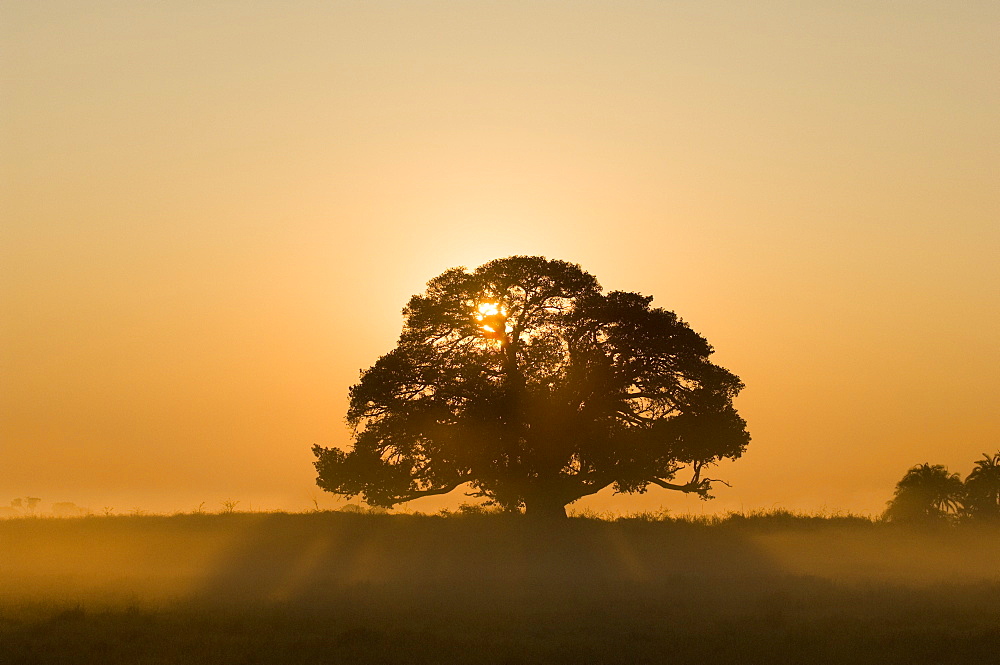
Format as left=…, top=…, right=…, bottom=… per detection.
left=884, top=463, right=964, bottom=523
left=962, top=452, right=1000, bottom=521
left=9, top=497, right=41, bottom=514
left=52, top=502, right=82, bottom=517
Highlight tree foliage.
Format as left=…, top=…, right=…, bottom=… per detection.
left=314, top=256, right=750, bottom=517
left=963, top=452, right=1000, bottom=521
left=883, top=463, right=964, bottom=523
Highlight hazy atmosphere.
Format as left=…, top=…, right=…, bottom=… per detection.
left=3, top=1, right=998, bottom=516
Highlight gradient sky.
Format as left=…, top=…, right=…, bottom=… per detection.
left=3, top=1, right=998, bottom=515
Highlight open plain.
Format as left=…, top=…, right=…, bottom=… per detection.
left=2, top=511, right=998, bottom=664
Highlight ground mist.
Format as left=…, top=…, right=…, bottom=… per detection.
left=1, top=511, right=998, bottom=664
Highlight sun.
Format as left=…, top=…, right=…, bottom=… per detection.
left=474, top=301, right=511, bottom=340
left=477, top=302, right=502, bottom=317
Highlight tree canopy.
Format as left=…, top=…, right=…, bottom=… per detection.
left=883, top=463, right=964, bottom=523
left=313, top=256, right=750, bottom=517
left=963, top=453, right=1000, bottom=521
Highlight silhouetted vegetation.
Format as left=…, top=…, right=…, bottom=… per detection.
left=884, top=451, right=1000, bottom=523
left=314, top=256, right=749, bottom=519
left=1, top=511, right=999, bottom=664
left=884, top=463, right=964, bottom=523
left=964, top=452, right=1000, bottom=521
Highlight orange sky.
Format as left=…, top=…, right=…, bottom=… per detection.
left=3, top=1, right=998, bottom=515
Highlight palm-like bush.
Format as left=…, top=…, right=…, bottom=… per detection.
left=962, top=452, right=1000, bottom=521
left=884, top=463, right=964, bottom=523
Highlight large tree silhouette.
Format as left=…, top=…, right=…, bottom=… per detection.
left=313, top=256, right=750, bottom=518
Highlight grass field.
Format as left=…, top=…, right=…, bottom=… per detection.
left=2, top=511, right=998, bottom=664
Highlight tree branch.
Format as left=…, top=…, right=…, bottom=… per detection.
left=647, top=473, right=732, bottom=494
left=392, top=480, right=468, bottom=504
left=562, top=480, right=613, bottom=504
left=623, top=391, right=674, bottom=400
left=647, top=477, right=708, bottom=493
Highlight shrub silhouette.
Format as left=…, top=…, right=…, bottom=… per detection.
left=963, top=452, right=1000, bottom=521
left=885, top=452, right=1000, bottom=523
left=884, top=463, right=964, bottom=523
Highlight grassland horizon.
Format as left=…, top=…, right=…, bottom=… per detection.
left=2, top=510, right=998, bottom=664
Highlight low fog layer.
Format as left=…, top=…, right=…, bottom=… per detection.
left=3, top=513, right=998, bottom=605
